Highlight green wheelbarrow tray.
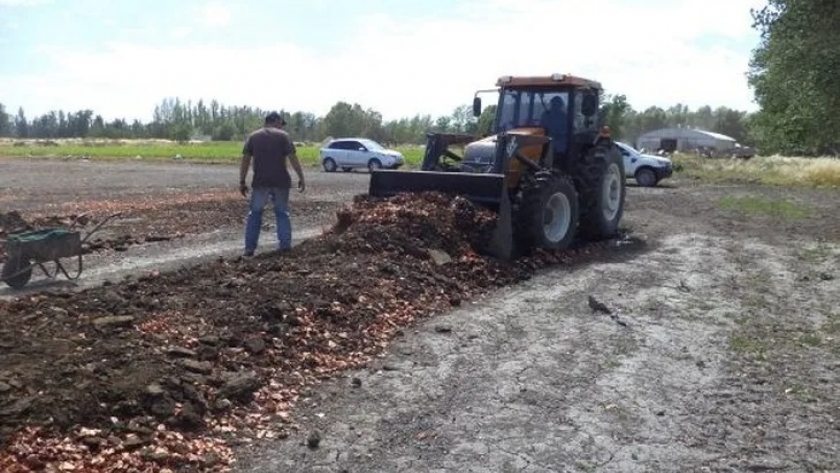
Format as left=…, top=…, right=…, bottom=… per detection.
left=1, top=211, right=123, bottom=290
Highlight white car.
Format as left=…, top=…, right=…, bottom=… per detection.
left=319, top=138, right=405, bottom=172
left=615, top=141, right=673, bottom=187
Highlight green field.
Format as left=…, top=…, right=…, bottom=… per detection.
left=0, top=139, right=426, bottom=167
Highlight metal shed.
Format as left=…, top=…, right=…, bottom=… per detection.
left=635, top=128, right=737, bottom=153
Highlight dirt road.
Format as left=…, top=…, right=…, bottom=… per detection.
left=235, top=183, right=840, bottom=472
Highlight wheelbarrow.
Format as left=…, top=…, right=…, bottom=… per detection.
left=1, top=212, right=123, bottom=289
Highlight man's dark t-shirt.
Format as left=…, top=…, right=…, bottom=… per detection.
left=243, top=127, right=297, bottom=189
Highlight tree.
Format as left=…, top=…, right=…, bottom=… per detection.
left=476, top=105, right=496, bottom=136
left=599, top=94, right=633, bottom=140
left=748, top=0, right=840, bottom=155
left=0, top=103, right=11, bottom=137
left=15, top=107, right=28, bottom=138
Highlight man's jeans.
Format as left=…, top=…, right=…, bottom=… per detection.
left=245, top=187, right=291, bottom=254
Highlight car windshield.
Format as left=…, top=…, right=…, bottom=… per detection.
left=359, top=139, right=385, bottom=151
left=496, top=89, right=571, bottom=132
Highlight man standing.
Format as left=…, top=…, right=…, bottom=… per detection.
left=239, top=111, right=306, bottom=256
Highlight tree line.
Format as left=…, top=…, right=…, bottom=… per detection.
left=0, top=97, right=752, bottom=148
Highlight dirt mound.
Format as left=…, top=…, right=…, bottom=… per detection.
left=0, top=192, right=618, bottom=472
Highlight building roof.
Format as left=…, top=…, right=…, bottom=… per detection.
left=638, top=127, right=737, bottom=142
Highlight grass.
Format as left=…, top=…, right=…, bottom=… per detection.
left=671, top=153, right=840, bottom=188
left=718, top=195, right=811, bottom=220
left=0, top=138, right=426, bottom=167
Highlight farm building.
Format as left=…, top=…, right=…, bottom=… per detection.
left=635, top=127, right=737, bottom=153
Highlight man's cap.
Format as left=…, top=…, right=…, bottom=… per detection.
left=265, top=111, right=286, bottom=124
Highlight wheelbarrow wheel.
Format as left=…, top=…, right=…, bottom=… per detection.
left=2, top=255, right=33, bottom=289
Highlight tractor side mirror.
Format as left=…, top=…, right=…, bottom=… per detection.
left=472, top=97, right=482, bottom=117
left=581, top=94, right=598, bottom=117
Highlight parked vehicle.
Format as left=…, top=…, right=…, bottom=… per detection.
left=615, top=141, right=673, bottom=187
left=319, top=138, right=405, bottom=172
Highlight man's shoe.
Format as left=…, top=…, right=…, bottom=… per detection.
left=243, top=250, right=255, bottom=257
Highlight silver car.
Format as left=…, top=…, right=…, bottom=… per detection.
left=319, top=138, right=405, bottom=172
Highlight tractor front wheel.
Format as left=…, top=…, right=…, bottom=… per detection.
left=515, top=170, right=579, bottom=253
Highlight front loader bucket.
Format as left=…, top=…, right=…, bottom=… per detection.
left=369, top=169, right=514, bottom=261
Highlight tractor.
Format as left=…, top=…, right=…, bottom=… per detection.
left=368, top=73, right=626, bottom=260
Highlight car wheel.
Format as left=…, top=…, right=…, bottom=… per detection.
left=368, top=159, right=382, bottom=172
left=322, top=158, right=337, bottom=172
left=635, top=167, right=658, bottom=187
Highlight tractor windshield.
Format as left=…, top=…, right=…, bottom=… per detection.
left=496, top=88, right=571, bottom=133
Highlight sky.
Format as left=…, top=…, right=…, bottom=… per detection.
left=0, top=0, right=766, bottom=123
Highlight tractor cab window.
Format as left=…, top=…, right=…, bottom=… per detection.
left=496, top=89, right=570, bottom=135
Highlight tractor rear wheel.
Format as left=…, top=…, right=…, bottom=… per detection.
left=514, top=169, right=579, bottom=253
left=577, top=143, right=626, bottom=240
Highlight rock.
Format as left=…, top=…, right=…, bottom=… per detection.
left=199, top=336, right=221, bottom=346
left=178, top=359, right=213, bottom=375
left=217, top=372, right=263, bottom=404
left=170, top=402, right=204, bottom=430
left=427, top=249, right=452, bottom=266
left=212, top=398, right=232, bottom=413
left=258, top=304, right=284, bottom=323
left=351, top=377, right=362, bottom=388
left=307, top=430, right=321, bottom=449
left=81, top=436, right=106, bottom=448
left=145, top=384, right=165, bottom=397
left=196, top=345, right=220, bottom=361
left=92, top=316, right=135, bottom=329
left=122, top=434, right=150, bottom=449
left=434, top=325, right=452, bottom=333
left=166, top=347, right=197, bottom=358
left=149, top=397, right=176, bottom=419
left=0, top=381, right=12, bottom=393
left=267, top=323, right=288, bottom=337
left=244, top=337, right=266, bottom=355
left=820, top=272, right=835, bottom=281
left=0, top=397, right=32, bottom=417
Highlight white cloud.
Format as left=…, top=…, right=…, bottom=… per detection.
left=0, top=0, right=765, bottom=122
left=197, top=2, right=231, bottom=28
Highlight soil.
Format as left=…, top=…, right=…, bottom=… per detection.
left=0, top=191, right=622, bottom=472
left=1, top=157, right=839, bottom=472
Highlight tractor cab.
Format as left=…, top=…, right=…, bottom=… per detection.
left=465, top=74, right=603, bottom=173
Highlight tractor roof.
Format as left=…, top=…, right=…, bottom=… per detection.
left=496, top=74, right=602, bottom=90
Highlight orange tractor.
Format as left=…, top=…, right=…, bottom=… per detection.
left=369, top=73, right=626, bottom=260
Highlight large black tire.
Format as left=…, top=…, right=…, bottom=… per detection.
left=1, top=255, right=33, bottom=289
left=514, top=169, right=579, bottom=253
left=577, top=143, right=626, bottom=240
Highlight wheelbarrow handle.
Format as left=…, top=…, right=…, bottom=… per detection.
left=68, top=211, right=92, bottom=230
left=80, top=211, right=124, bottom=244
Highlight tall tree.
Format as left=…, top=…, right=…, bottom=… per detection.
left=14, top=107, right=28, bottom=138
left=748, top=0, right=840, bottom=155
left=0, top=103, right=11, bottom=137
